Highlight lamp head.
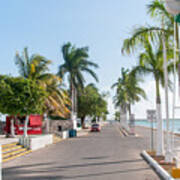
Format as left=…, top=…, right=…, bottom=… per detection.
left=165, top=0, right=180, bottom=15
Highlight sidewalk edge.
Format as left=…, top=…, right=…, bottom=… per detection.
left=141, top=150, right=174, bottom=180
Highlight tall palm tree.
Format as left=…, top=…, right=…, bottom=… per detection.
left=112, top=68, right=129, bottom=114
left=121, top=0, right=176, bottom=125
left=126, top=69, right=147, bottom=115
left=15, top=47, right=70, bottom=118
left=121, top=0, right=177, bottom=156
left=58, top=42, right=99, bottom=118
left=15, top=47, right=52, bottom=81
left=121, top=0, right=175, bottom=56
left=123, top=34, right=174, bottom=113
left=112, top=68, right=146, bottom=116
left=123, top=35, right=174, bottom=155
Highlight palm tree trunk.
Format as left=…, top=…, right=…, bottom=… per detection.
left=155, top=78, right=164, bottom=156
left=128, top=104, right=131, bottom=117
left=10, top=116, right=15, bottom=137
left=71, top=81, right=74, bottom=113
left=71, top=81, right=77, bottom=129
left=156, top=79, right=161, bottom=104
left=74, top=87, right=78, bottom=113
left=45, top=114, right=49, bottom=134
left=120, top=104, right=128, bottom=131
left=24, top=115, right=29, bottom=137
left=81, top=116, right=86, bottom=129
left=175, top=22, right=179, bottom=51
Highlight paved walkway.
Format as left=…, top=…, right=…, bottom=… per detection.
left=3, top=124, right=159, bottom=180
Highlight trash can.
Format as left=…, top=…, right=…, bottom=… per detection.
left=77, top=123, right=81, bottom=128
left=69, top=129, right=77, bottom=137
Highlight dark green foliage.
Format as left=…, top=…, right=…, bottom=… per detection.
left=48, top=115, right=67, bottom=120
left=58, top=42, right=99, bottom=115
left=112, top=68, right=146, bottom=114
left=58, top=42, right=99, bottom=88
left=78, top=84, right=108, bottom=126
left=0, top=75, right=47, bottom=116
left=114, top=111, right=121, bottom=121
left=15, top=47, right=51, bottom=80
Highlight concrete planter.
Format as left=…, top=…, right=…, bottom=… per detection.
left=19, top=136, right=30, bottom=148
left=19, top=134, right=53, bottom=151
left=141, top=150, right=174, bottom=180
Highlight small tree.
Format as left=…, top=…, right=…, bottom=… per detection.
left=93, top=96, right=108, bottom=122
left=0, top=75, right=47, bottom=137
left=78, top=84, right=108, bottom=128
left=114, top=111, right=121, bottom=121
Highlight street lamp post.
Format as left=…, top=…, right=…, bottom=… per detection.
left=162, top=24, right=172, bottom=162
left=164, top=0, right=180, bottom=162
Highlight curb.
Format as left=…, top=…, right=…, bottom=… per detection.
left=141, top=150, right=174, bottom=180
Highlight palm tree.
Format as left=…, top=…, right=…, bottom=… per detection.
left=121, top=0, right=176, bottom=157
left=112, top=68, right=146, bottom=116
left=122, top=35, right=174, bottom=155
left=15, top=47, right=70, bottom=117
left=15, top=47, right=70, bottom=135
left=15, top=47, right=52, bottom=81
left=114, top=111, right=121, bottom=121
left=58, top=42, right=99, bottom=120
left=126, top=69, right=147, bottom=116
left=112, top=68, right=129, bottom=114
left=121, top=0, right=175, bottom=56
left=123, top=34, right=174, bottom=113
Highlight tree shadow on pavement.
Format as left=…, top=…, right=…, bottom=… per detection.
left=54, top=158, right=143, bottom=169
left=83, top=156, right=109, bottom=160
left=61, top=167, right=152, bottom=179
left=3, top=175, right=65, bottom=180
left=3, top=158, right=146, bottom=180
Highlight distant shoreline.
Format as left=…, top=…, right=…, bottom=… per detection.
left=135, top=119, right=180, bottom=121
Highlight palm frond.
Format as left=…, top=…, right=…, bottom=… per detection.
left=81, top=67, right=99, bottom=82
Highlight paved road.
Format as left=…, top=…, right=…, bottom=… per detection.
left=3, top=124, right=159, bottom=180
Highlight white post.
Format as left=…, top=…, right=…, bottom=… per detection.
left=71, top=83, right=77, bottom=130
left=162, top=25, right=172, bottom=162
left=72, top=112, right=77, bottom=130
left=45, top=114, right=49, bottom=134
left=24, top=115, right=29, bottom=138
left=129, top=114, right=135, bottom=135
left=171, top=22, right=177, bottom=154
left=10, top=118, right=15, bottom=137
left=121, top=112, right=129, bottom=131
left=46, top=119, right=49, bottom=134
left=156, top=103, right=164, bottom=155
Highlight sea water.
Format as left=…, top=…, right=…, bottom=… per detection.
left=135, top=119, right=180, bottom=133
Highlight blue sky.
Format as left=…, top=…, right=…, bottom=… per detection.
left=0, top=0, right=158, bottom=118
